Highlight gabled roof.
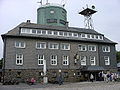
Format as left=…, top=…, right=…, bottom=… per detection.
left=1, top=22, right=117, bottom=44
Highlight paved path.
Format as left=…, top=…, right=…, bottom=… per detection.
left=0, top=81, right=120, bottom=90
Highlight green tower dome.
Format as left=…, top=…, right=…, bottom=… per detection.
left=37, top=3, right=68, bottom=26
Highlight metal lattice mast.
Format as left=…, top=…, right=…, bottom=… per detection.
left=79, top=5, right=97, bottom=29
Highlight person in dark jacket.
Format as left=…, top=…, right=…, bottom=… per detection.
left=57, top=74, right=63, bottom=85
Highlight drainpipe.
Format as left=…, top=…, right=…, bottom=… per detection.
left=43, top=60, right=48, bottom=83
left=2, top=37, right=6, bottom=83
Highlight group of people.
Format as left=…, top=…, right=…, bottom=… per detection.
left=103, top=73, right=118, bottom=82
left=90, top=72, right=119, bottom=82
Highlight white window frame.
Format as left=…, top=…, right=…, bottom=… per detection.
left=36, top=42, right=46, bottom=49
left=87, top=34, right=91, bottom=39
left=90, top=56, right=96, bottom=65
left=53, top=31, right=58, bottom=36
left=68, top=32, right=72, bottom=37
left=99, top=35, right=103, bottom=40
left=81, top=33, right=87, bottom=38
left=16, top=54, right=23, bottom=65
left=61, top=43, right=70, bottom=50
left=80, top=56, right=86, bottom=66
left=90, top=34, right=95, bottom=39
left=73, top=33, right=78, bottom=37
left=78, top=44, right=87, bottom=51
left=32, top=29, right=37, bottom=34
left=49, top=43, right=59, bottom=49
left=63, top=56, right=69, bottom=65
left=15, top=41, right=26, bottom=48
left=88, top=45, right=96, bottom=52
left=21, top=28, right=32, bottom=34
left=51, top=55, right=57, bottom=65
left=47, top=30, right=53, bottom=35
left=41, top=30, right=47, bottom=35
left=102, top=46, right=110, bottom=52
left=104, top=56, right=110, bottom=65
left=38, top=55, right=44, bottom=65
left=37, top=30, right=42, bottom=35
left=58, top=31, right=64, bottom=36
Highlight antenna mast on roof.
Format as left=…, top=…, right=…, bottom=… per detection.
left=79, top=4, right=97, bottom=29
left=46, top=0, right=48, bottom=4
left=60, top=0, right=67, bottom=7
left=37, top=0, right=42, bottom=5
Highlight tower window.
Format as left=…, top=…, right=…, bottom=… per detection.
left=59, top=19, right=66, bottom=25
left=47, top=19, right=57, bottom=23
left=50, top=10, right=55, bottom=14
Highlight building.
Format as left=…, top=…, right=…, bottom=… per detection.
left=1, top=3, right=117, bottom=82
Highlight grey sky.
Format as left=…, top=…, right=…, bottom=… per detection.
left=0, top=0, right=120, bottom=58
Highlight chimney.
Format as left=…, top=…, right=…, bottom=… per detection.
left=26, top=20, right=31, bottom=23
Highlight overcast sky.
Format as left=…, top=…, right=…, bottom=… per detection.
left=0, top=0, right=120, bottom=58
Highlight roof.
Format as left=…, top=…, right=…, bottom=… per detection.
left=82, top=66, right=105, bottom=71
left=1, top=22, right=117, bottom=44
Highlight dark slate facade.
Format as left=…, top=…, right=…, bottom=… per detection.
left=1, top=22, right=117, bottom=82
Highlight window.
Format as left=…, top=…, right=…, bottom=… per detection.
left=17, top=72, right=21, bottom=77
left=104, top=56, right=110, bottom=65
left=99, top=35, right=103, bottom=40
left=88, top=45, right=96, bottom=51
left=47, top=30, right=53, bottom=35
left=61, top=43, right=70, bottom=50
left=87, top=34, right=91, bottom=39
left=21, top=28, right=31, bottom=33
left=53, top=31, right=58, bottom=36
left=68, top=32, right=72, bottom=37
left=16, top=54, right=23, bottom=65
left=95, top=35, right=99, bottom=39
left=47, top=19, right=57, bottom=23
left=59, top=19, right=66, bottom=25
left=78, top=45, right=87, bottom=51
left=80, top=56, right=86, bottom=65
left=102, top=46, right=110, bottom=52
left=36, top=42, right=46, bottom=49
left=90, top=56, right=96, bottom=65
left=59, top=31, right=64, bottom=36
left=41, top=30, right=46, bottom=35
left=51, top=55, right=57, bottom=65
left=32, top=29, right=37, bottom=34
left=64, top=32, right=68, bottom=37
left=49, top=43, right=59, bottom=49
left=81, top=34, right=86, bottom=38
left=15, top=41, right=25, bottom=48
left=50, top=10, right=54, bottom=14
left=91, top=35, right=95, bottom=39
left=63, top=72, right=68, bottom=78
left=38, top=55, right=44, bottom=65
left=63, top=56, right=69, bottom=65
left=37, top=30, right=42, bottom=34
left=73, top=33, right=78, bottom=37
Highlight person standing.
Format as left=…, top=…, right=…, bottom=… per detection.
left=90, top=74, right=94, bottom=82
left=58, top=74, right=63, bottom=85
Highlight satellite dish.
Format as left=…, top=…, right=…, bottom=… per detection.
left=92, top=5, right=95, bottom=9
